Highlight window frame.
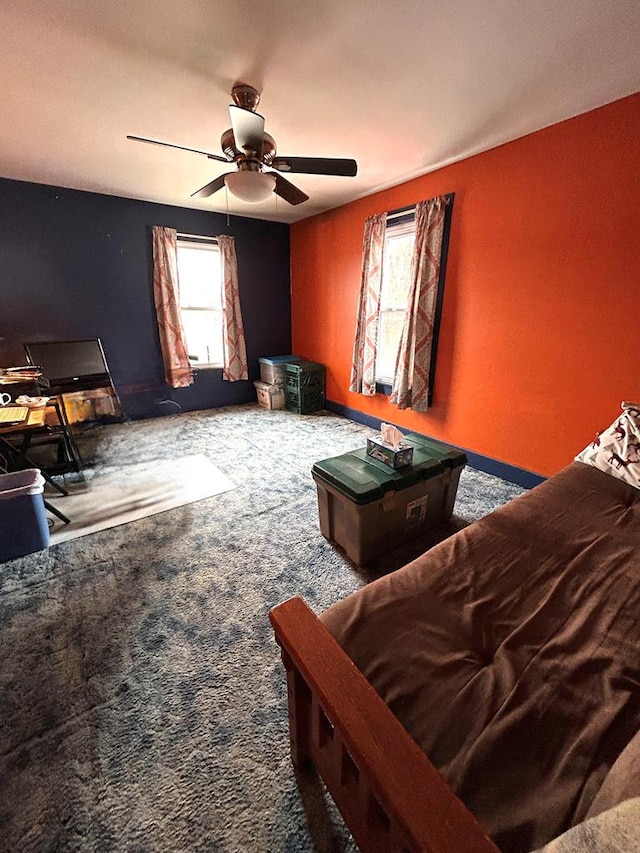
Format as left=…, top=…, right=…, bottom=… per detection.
left=175, top=235, right=224, bottom=371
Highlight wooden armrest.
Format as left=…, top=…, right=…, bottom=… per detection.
left=270, top=596, right=499, bottom=853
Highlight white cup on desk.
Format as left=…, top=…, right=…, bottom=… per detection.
left=0, top=392, right=11, bottom=406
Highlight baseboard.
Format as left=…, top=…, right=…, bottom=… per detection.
left=325, top=400, right=545, bottom=489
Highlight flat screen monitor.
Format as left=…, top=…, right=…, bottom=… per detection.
left=24, top=339, right=108, bottom=383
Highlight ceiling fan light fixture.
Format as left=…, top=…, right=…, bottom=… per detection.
left=224, top=170, right=276, bottom=203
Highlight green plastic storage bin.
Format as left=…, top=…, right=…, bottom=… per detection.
left=284, top=361, right=325, bottom=414
left=312, top=434, right=466, bottom=565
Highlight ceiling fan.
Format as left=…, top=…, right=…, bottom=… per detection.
left=127, top=83, right=357, bottom=206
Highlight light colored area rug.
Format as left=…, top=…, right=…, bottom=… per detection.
left=48, top=454, right=235, bottom=545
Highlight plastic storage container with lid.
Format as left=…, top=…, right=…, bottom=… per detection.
left=311, top=433, right=466, bottom=565
left=258, top=355, right=302, bottom=386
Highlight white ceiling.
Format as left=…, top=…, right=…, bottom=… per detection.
left=1, top=0, right=639, bottom=224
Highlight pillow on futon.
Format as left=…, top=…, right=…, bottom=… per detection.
left=575, top=401, right=640, bottom=490
left=530, top=797, right=640, bottom=853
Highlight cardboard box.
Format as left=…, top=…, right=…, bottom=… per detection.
left=63, top=393, right=95, bottom=423
left=254, top=380, right=285, bottom=410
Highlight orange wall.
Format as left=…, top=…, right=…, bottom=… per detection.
left=290, top=94, right=640, bottom=477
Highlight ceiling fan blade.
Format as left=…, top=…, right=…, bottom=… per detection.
left=273, top=174, right=309, bottom=206
left=271, top=156, right=357, bottom=177
left=190, top=175, right=228, bottom=199
left=229, top=105, right=264, bottom=158
left=127, top=135, right=229, bottom=163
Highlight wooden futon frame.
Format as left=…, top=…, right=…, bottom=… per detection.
left=270, top=596, right=499, bottom=853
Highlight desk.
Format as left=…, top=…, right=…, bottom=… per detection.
left=0, top=404, right=75, bottom=524
left=45, top=396, right=83, bottom=474
left=0, top=395, right=82, bottom=470
left=1, top=368, right=122, bottom=429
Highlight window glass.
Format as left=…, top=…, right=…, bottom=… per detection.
left=376, top=221, right=415, bottom=383
left=176, top=240, right=223, bottom=367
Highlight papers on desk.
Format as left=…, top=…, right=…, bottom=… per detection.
left=0, top=406, right=30, bottom=424
left=0, top=365, right=43, bottom=384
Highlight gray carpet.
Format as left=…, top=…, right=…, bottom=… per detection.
left=0, top=405, right=524, bottom=852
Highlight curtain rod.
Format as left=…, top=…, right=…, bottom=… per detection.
left=386, top=192, right=454, bottom=221
left=176, top=232, right=218, bottom=241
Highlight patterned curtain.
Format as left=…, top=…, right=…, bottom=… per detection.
left=349, top=212, right=387, bottom=396
left=217, top=235, right=248, bottom=382
left=390, top=197, right=446, bottom=411
left=151, top=225, right=193, bottom=388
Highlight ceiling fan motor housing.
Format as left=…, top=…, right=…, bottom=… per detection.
left=220, top=128, right=276, bottom=165
left=231, top=83, right=260, bottom=112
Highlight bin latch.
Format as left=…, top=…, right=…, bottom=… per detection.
left=382, top=491, right=396, bottom=512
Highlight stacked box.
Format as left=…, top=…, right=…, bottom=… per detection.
left=284, top=361, right=325, bottom=414
left=258, top=355, right=302, bottom=386
left=254, top=380, right=285, bottom=410
left=311, top=434, right=467, bottom=565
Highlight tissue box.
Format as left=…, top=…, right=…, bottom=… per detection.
left=366, top=437, right=414, bottom=469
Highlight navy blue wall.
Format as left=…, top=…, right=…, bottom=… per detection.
left=0, top=177, right=291, bottom=419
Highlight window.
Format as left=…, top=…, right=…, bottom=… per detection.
left=176, top=237, right=223, bottom=368
left=350, top=195, right=452, bottom=409
left=375, top=216, right=416, bottom=384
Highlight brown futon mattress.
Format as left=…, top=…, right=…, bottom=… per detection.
left=320, top=462, right=640, bottom=852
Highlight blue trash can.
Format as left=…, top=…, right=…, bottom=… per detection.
left=0, top=469, right=50, bottom=561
